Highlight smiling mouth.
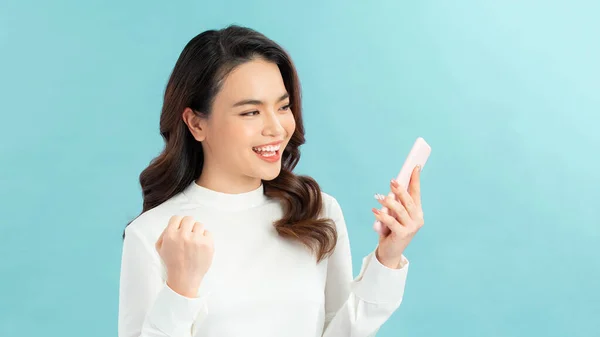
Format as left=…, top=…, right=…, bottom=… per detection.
left=252, top=144, right=281, bottom=156
left=252, top=143, right=282, bottom=161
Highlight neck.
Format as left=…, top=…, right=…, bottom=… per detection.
left=196, top=165, right=262, bottom=194
left=184, top=170, right=268, bottom=211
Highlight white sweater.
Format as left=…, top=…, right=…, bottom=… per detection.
left=118, top=181, right=409, bottom=337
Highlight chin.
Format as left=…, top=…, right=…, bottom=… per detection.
left=258, top=166, right=282, bottom=181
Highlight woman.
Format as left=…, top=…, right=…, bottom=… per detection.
left=118, top=25, right=425, bottom=337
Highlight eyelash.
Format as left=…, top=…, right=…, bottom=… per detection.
left=241, top=104, right=291, bottom=116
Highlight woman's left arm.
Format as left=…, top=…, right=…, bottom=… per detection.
left=321, top=166, right=424, bottom=337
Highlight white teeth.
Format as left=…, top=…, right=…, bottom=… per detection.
left=253, top=144, right=281, bottom=152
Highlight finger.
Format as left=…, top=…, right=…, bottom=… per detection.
left=408, top=165, right=422, bottom=210
left=192, top=221, right=205, bottom=234
left=372, top=208, right=405, bottom=235
left=167, top=215, right=184, bottom=233
left=179, top=216, right=196, bottom=233
left=391, top=179, right=419, bottom=219
left=375, top=194, right=412, bottom=226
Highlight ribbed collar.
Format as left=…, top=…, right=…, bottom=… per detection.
left=182, top=180, right=269, bottom=211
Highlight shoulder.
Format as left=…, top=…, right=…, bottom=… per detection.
left=320, top=191, right=348, bottom=235
left=320, top=191, right=342, bottom=216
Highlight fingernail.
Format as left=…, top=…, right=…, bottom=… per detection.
left=374, top=193, right=385, bottom=201
left=371, top=207, right=380, bottom=214
left=416, top=165, right=422, bottom=172
left=391, top=179, right=399, bottom=187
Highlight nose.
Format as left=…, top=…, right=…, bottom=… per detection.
left=262, top=110, right=285, bottom=137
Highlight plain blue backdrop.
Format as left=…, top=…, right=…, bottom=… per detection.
left=1, top=0, right=599, bottom=336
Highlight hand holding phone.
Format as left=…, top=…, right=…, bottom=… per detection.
left=373, top=137, right=431, bottom=236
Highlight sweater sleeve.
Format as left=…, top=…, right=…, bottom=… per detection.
left=118, top=226, right=210, bottom=337
left=321, top=197, right=409, bottom=337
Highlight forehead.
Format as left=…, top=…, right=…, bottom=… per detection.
left=215, top=58, right=287, bottom=105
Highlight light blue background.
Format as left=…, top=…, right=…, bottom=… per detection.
left=1, top=1, right=599, bottom=336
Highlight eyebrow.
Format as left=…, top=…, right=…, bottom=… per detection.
left=232, top=93, right=290, bottom=108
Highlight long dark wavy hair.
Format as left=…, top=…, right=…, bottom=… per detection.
left=123, top=25, right=337, bottom=263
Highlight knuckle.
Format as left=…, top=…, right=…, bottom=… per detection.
left=401, top=204, right=410, bottom=214
left=169, top=215, right=183, bottom=226
left=388, top=195, right=398, bottom=205
left=384, top=212, right=396, bottom=222
left=196, top=235, right=206, bottom=243
left=385, top=197, right=400, bottom=211
left=200, top=239, right=214, bottom=252
left=195, top=232, right=208, bottom=241
left=169, top=233, right=180, bottom=243
left=181, top=215, right=195, bottom=223
left=395, top=206, right=407, bottom=217
left=380, top=216, right=392, bottom=227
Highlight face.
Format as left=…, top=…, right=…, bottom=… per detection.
left=184, top=58, right=296, bottom=189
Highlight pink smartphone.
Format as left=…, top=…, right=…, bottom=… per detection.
left=373, top=137, right=431, bottom=236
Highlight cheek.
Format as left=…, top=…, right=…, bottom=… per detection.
left=283, top=113, right=297, bottom=137
left=227, top=123, right=259, bottom=153
left=210, top=121, right=252, bottom=152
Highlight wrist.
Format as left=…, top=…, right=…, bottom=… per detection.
left=375, top=248, right=403, bottom=269
left=166, top=278, right=201, bottom=298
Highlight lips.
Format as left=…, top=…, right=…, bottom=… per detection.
left=252, top=142, right=282, bottom=163
left=253, top=140, right=283, bottom=148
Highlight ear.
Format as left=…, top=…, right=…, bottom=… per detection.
left=182, top=108, right=207, bottom=142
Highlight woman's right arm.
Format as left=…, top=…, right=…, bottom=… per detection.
left=118, top=218, right=212, bottom=337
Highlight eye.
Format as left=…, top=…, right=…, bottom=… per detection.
left=241, top=111, right=259, bottom=116
left=280, top=103, right=291, bottom=111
